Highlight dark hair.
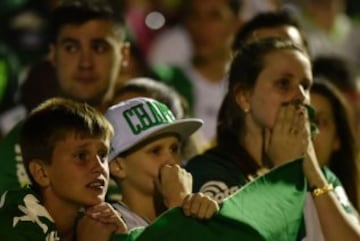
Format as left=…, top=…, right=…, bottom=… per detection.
left=311, top=78, right=359, bottom=210
left=232, top=10, right=308, bottom=51
left=217, top=37, right=309, bottom=176
left=312, top=55, right=357, bottom=93
left=49, top=0, right=125, bottom=43
left=20, top=97, right=113, bottom=193
left=113, top=78, right=188, bottom=119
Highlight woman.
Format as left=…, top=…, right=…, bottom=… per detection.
left=186, top=37, right=360, bottom=240
left=311, top=79, right=360, bottom=210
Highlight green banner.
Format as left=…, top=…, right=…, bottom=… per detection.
left=112, top=159, right=306, bottom=241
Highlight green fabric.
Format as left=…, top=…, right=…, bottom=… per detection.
left=0, top=121, right=29, bottom=195
left=0, top=160, right=305, bottom=241
left=112, top=160, right=306, bottom=241
left=0, top=187, right=59, bottom=240
left=153, top=65, right=195, bottom=113
left=0, top=59, right=8, bottom=103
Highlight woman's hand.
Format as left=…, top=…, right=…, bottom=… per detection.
left=265, top=103, right=309, bottom=166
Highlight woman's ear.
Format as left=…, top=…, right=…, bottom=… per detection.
left=120, top=42, right=130, bottom=68
left=110, top=158, right=127, bottom=179
left=235, top=89, right=251, bottom=113
left=29, top=160, right=50, bottom=187
left=333, top=136, right=341, bottom=151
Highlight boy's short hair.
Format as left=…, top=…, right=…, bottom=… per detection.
left=20, top=97, right=113, bottom=190
left=232, top=10, right=308, bottom=51
left=49, top=0, right=126, bottom=43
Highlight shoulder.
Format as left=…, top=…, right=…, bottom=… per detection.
left=111, top=201, right=149, bottom=231
left=0, top=187, right=58, bottom=240
left=186, top=149, right=247, bottom=203
left=0, top=120, right=23, bottom=150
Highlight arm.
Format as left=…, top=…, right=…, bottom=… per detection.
left=303, top=143, right=360, bottom=241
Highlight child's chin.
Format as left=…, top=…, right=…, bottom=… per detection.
left=84, top=196, right=105, bottom=206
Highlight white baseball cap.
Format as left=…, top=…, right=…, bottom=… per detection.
left=105, top=97, right=203, bottom=161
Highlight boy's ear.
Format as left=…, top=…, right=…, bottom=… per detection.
left=110, top=158, right=127, bottom=179
left=235, top=89, right=251, bottom=113
left=29, top=160, right=50, bottom=187
left=48, top=44, right=56, bottom=67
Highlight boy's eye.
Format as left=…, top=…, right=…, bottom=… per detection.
left=150, top=147, right=161, bottom=156
left=170, top=143, right=180, bottom=155
left=74, top=150, right=89, bottom=161
left=63, top=42, right=79, bottom=53
left=97, top=150, right=109, bottom=163
left=92, top=41, right=110, bottom=54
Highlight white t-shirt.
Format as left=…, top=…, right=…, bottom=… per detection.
left=183, top=65, right=228, bottom=144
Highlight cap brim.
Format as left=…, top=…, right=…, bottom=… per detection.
left=110, top=118, right=203, bottom=160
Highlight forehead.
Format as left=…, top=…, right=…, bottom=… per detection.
left=253, top=26, right=303, bottom=46
left=54, top=131, right=109, bottom=150
left=56, top=19, right=116, bottom=42
left=262, top=49, right=312, bottom=79
left=190, top=0, right=233, bottom=13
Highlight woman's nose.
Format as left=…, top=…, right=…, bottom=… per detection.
left=294, top=85, right=307, bottom=103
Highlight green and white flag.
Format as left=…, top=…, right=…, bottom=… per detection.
left=112, top=159, right=306, bottom=241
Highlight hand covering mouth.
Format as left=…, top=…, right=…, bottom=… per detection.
left=282, top=100, right=318, bottom=136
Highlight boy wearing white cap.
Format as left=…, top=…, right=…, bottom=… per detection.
left=105, top=97, right=219, bottom=230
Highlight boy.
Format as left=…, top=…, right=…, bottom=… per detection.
left=0, top=98, right=127, bottom=241
left=105, top=97, right=219, bottom=229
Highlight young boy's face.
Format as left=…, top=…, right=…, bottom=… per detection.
left=115, top=135, right=181, bottom=195
left=45, top=131, right=110, bottom=208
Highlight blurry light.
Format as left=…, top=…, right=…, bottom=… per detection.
left=145, top=11, right=165, bottom=30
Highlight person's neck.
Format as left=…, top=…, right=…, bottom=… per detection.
left=242, top=118, right=265, bottom=167
left=121, top=188, right=157, bottom=223
left=42, top=192, right=80, bottom=241
left=192, top=52, right=231, bottom=84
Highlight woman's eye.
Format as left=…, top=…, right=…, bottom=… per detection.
left=276, top=78, right=290, bottom=90
left=314, top=117, right=329, bottom=128
left=75, top=151, right=88, bottom=161
left=302, top=83, right=311, bottom=91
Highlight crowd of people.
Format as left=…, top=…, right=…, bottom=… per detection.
left=1, top=0, right=360, bottom=240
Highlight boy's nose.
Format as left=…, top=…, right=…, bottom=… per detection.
left=164, top=152, right=179, bottom=165
left=79, top=49, right=94, bottom=69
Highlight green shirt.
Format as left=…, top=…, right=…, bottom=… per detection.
left=0, top=187, right=59, bottom=240
left=0, top=121, right=30, bottom=195
left=186, top=147, right=359, bottom=239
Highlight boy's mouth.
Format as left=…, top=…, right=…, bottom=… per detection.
left=86, top=179, right=106, bottom=191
